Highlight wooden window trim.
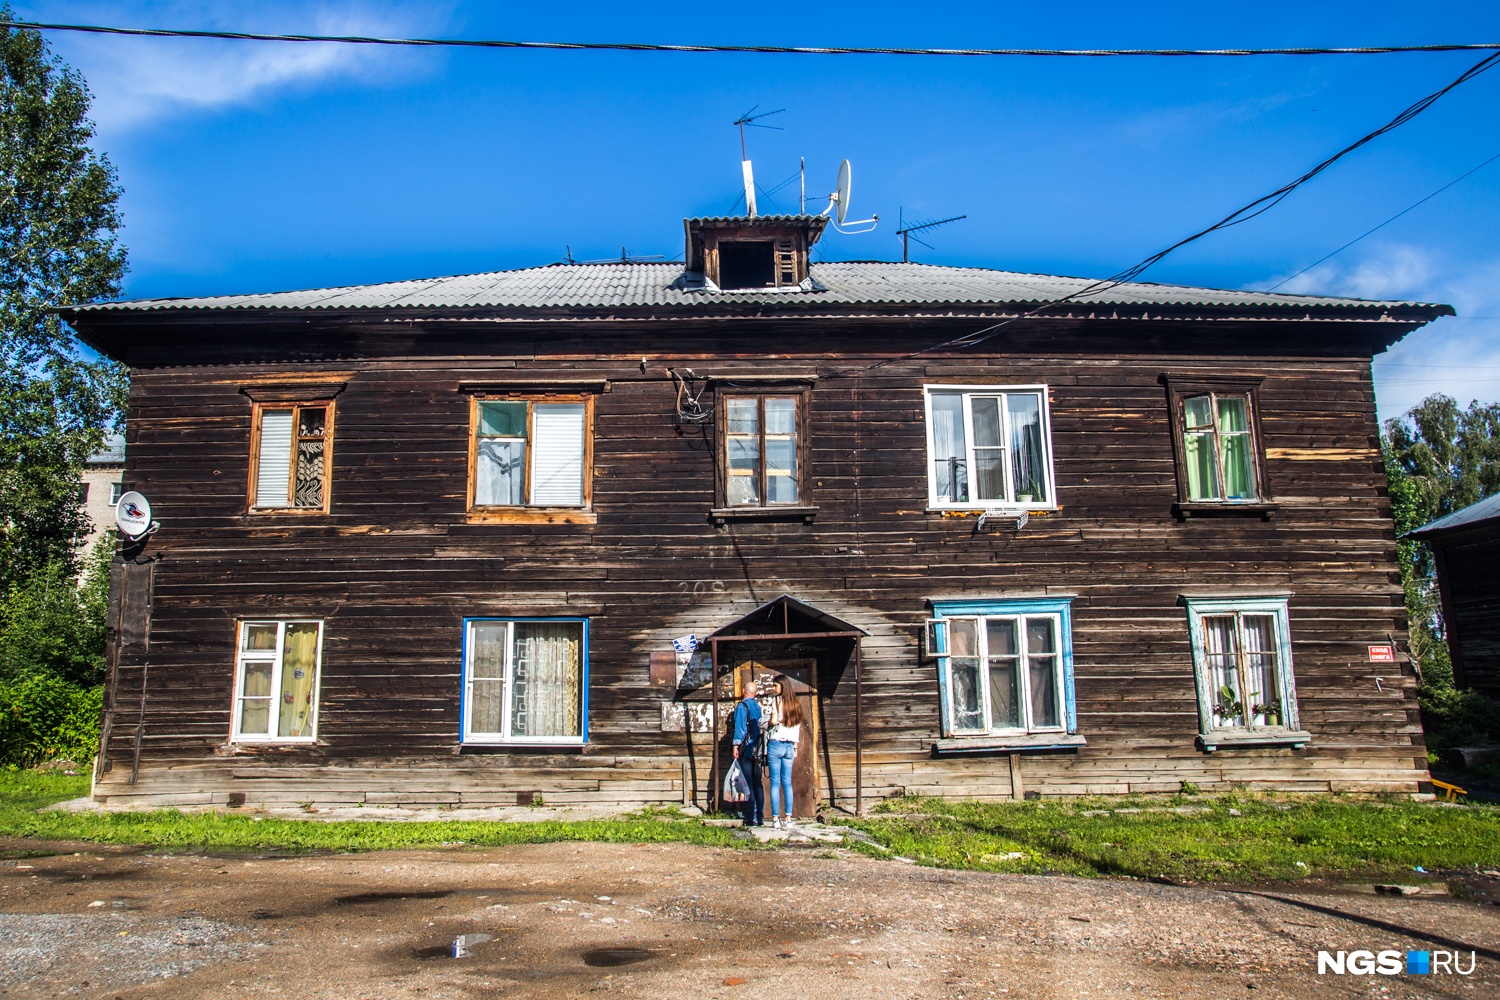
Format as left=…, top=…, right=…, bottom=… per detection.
left=247, top=400, right=335, bottom=515
left=228, top=619, right=324, bottom=745
left=1162, top=374, right=1271, bottom=513
left=714, top=389, right=813, bottom=514
left=467, top=393, right=595, bottom=524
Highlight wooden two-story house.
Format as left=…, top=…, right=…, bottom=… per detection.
left=63, top=213, right=1451, bottom=813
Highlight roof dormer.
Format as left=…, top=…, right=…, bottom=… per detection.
left=684, top=215, right=828, bottom=290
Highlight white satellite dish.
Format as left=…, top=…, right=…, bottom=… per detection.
left=822, top=159, right=878, bottom=234
left=114, top=491, right=154, bottom=540
left=834, top=159, right=852, bottom=225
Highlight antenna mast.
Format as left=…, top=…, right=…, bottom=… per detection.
left=732, top=106, right=783, bottom=217
left=895, top=211, right=966, bottom=262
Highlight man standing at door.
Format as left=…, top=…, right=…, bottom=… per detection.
left=731, top=680, right=764, bottom=827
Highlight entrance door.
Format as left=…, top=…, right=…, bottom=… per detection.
left=736, top=658, right=819, bottom=818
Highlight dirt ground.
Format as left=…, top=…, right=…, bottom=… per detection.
left=2, top=837, right=1498, bottom=999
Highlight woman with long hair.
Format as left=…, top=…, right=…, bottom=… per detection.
left=766, top=675, right=804, bottom=830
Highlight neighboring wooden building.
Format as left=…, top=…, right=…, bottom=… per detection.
left=60, top=214, right=1452, bottom=812
left=1407, top=493, right=1500, bottom=699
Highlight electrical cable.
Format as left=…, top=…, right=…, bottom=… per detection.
left=1264, top=149, right=1500, bottom=291
left=828, top=49, right=1500, bottom=378
left=7, top=20, right=1500, bottom=58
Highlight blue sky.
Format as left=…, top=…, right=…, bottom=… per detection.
left=19, top=1, right=1500, bottom=421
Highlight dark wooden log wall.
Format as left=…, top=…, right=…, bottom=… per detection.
left=91, top=316, right=1427, bottom=807
left=1430, top=526, right=1500, bottom=699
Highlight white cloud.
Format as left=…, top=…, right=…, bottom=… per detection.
left=1261, top=244, right=1500, bottom=423
left=22, top=1, right=452, bottom=131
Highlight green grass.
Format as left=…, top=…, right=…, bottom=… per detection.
left=6, top=772, right=1498, bottom=884
left=842, top=794, right=1500, bottom=882
left=0, top=771, right=740, bottom=853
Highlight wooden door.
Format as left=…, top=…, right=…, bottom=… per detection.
left=736, top=658, right=819, bottom=818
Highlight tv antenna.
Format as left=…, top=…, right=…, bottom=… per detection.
left=819, top=159, right=879, bottom=233
left=895, top=210, right=966, bottom=262
left=733, top=105, right=783, bottom=216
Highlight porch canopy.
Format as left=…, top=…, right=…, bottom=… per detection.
left=707, top=595, right=869, bottom=814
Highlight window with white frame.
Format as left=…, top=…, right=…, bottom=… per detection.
left=232, top=620, right=323, bottom=742
left=463, top=618, right=588, bottom=745
left=924, top=386, right=1055, bottom=509
left=1183, top=596, right=1304, bottom=744
left=929, top=599, right=1076, bottom=739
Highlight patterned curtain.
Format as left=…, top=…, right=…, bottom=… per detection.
left=277, top=623, right=320, bottom=737
left=511, top=623, right=582, bottom=737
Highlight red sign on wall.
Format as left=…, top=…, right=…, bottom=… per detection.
left=1368, top=645, right=1396, bottom=662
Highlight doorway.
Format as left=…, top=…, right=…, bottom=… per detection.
left=733, top=658, right=819, bottom=818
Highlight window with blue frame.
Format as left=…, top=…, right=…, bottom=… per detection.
left=462, top=618, right=588, bottom=745
left=928, top=599, right=1077, bottom=739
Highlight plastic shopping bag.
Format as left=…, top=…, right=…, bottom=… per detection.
left=722, top=760, right=749, bottom=803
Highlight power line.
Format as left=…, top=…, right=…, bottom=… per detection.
left=830, top=48, right=1500, bottom=377
left=7, top=19, right=1500, bottom=58
left=1264, top=149, right=1500, bottom=291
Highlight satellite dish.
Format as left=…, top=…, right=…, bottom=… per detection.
left=821, top=159, right=879, bottom=234
left=114, top=491, right=154, bottom=540
left=834, top=159, right=852, bottom=225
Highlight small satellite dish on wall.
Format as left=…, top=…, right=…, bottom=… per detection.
left=115, top=491, right=156, bottom=540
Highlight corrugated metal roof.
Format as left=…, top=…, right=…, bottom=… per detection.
left=60, top=261, right=1450, bottom=317
left=1405, top=492, right=1500, bottom=540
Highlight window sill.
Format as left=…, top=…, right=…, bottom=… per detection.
left=459, top=741, right=586, bottom=753
left=1173, top=501, right=1278, bottom=520
left=933, top=732, right=1086, bottom=755
left=1197, top=729, right=1311, bottom=752
left=710, top=506, right=817, bottom=524
left=926, top=506, right=1058, bottom=516
left=467, top=508, right=597, bottom=525
left=247, top=508, right=329, bottom=516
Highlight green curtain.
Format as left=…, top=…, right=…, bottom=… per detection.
left=1183, top=395, right=1219, bottom=500
left=1217, top=397, right=1256, bottom=499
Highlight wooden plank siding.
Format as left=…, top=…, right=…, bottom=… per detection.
left=90, top=317, right=1427, bottom=809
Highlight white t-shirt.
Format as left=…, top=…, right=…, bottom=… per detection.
left=768, top=722, right=800, bottom=743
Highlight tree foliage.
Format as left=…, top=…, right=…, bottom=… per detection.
left=0, top=8, right=126, bottom=589
left=1384, top=393, right=1500, bottom=769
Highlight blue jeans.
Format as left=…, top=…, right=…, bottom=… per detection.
left=767, top=739, right=796, bottom=818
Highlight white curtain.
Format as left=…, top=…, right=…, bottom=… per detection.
left=468, top=623, right=507, bottom=735
left=1201, top=616, right=1242, bottom=727
left=475, top=439, right=525, bottom=505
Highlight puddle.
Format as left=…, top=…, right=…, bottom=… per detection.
left=335, top=890, right=454, bottom=906
left=582, top=947, right=655, bottom=967
left=412, top=933, right=492, bottom=960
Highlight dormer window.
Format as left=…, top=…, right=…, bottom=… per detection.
left=684, top=216, right=825, bottom=290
